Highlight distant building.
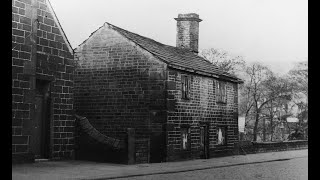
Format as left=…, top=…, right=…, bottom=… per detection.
left=74, top=13, right=243, bottom=163
left=12, top=0, right=75, bottom=163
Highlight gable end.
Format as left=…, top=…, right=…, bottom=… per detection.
left=46, top=0, right=73, bottom=54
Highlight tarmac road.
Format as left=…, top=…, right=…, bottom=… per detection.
left=12, top=149, right=308, bottom=180
left=116, top=156, right=308, bottom=180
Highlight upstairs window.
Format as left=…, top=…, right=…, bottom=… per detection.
left=181, top=75, right=190, bottom=100
left=216, top=81, right=227, bottom=103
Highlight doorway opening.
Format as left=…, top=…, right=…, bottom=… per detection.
left=150, top=131, right=166, bottom=163
left=200, top=124, right=209, bottom=159
left=31, top=79, right=52, bottom=159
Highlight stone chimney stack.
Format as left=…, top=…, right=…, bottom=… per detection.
left=174, top=13, right=202, bottom=54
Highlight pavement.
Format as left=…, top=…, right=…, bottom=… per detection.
left=12, top=149, right=308, bottom=180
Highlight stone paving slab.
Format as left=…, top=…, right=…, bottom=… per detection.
left=12, top=149, right=308, bottom=180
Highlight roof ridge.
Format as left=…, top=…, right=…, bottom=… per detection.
left=107, top=23, right=217, bottom=64
left=105, top=22, right=172, bottom=65
left=75, top=24, right=105, bottom=50
left=107, top=23, right=229, bottom=71
left=106, top=22, right=173, bottom=48
left=80, top=22, right=241, bottom=82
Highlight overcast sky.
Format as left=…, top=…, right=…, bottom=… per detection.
left=49, top=0, right=308, bottom=74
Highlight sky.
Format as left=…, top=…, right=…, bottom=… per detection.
left=49, top=0, right=308, bottom=74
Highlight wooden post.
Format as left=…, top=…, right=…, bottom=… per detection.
left=127, top=128, right=135, bottom=164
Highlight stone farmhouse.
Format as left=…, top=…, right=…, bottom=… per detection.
left=12, top=0, right=75, bottom=163
left=74, top=13, right=243, bottom=164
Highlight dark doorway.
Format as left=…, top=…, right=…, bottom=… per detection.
left=200, top=125, right=209, bottom=159
left=31, top=79, right=51, bottom=159
left=150, top=131, right=165, bottom=163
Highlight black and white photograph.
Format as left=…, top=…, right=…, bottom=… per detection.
left=12, top=0, right=308, bottom=179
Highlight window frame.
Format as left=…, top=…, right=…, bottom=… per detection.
left=181, top=75, right=191, bottom=100
left=216, top=81, right=227, bottom=103
left=180, top=126, right=191, bottom=150
left=217, top=126, right=227, bottom=146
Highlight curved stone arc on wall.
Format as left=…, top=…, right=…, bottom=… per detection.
left=75, top=115, right=125, bottom=149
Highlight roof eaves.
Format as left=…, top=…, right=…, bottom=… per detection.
left=220, top=76, right=244, bottom=83
left=168, top=64, right=242, bottom=83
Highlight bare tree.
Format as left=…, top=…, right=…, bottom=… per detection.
left=289, top=61, right=308, bottom=97
left=287, top=61, right=308, bottom=138
left=200, top=48, right=245, bottom=75
left=200, top=48, right=308, bottom=142
left=242, top=63, right=292, bottom=141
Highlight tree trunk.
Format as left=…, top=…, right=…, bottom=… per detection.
left=270, top=102, right=274, bottom=141
left=270, top=115, right=273, bottom=141
left=253, top=109, right=260, bottom=142
left=263, top=117, right=266, bottom=142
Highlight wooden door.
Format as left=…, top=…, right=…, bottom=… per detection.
left=31, top=80, right=51, bottom=159
left=200, top=125, right=209, bottom=159
left=150, top=132, right=165, bottom=163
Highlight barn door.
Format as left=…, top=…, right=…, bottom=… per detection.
left=31, top=80, right=51, bottom=159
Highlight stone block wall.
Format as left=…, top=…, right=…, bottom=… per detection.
left=175, top=13, right=201, bottom=53
left=166, top=68, right=239, bottom=161
left=135, top=138, right=150, bottom=163
left=74, top=25, right=167, bottom=162
left=12, top=0, right=75, bottom=163
left=238, top=140, right=308, bottom=155
left=73, top=23, right=240, bottom=163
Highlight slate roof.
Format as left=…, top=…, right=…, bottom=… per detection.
left=107, top=23, right=242, bottom=83
left=78, top=22, right=243, bottom=83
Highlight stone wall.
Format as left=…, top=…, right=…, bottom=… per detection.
left=73, top=23, right=240, bottom=163
left=166, top=68, right=239, bottom=161
left=135, top=138, right=150, bottom=163
left=237, top=140, right=308, bottom=155
left=12, top=0, right=75, bottom=163
left=74, top=25, right=167, bottom=163
left=175, top=13, right=201, bottom=53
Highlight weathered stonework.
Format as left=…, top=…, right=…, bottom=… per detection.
left=74, top=22, right=241, bottom=163
left=166, top=69, right=239, bottom=161
left=74, top=25, right=167, bottom=163
left=175, top=13, right=202, bottom=53
left=12, top=0, right=75, bottom=163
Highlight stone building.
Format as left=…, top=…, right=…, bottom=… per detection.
left=12, top=0, right=75, bottom=163
left=74, top=13, right=242, bottom=163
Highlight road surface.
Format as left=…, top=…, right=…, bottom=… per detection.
left=116, top=156, right=307, bottom=180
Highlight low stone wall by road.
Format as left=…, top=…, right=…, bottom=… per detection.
left=236, top=140, right=308, bottom=155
